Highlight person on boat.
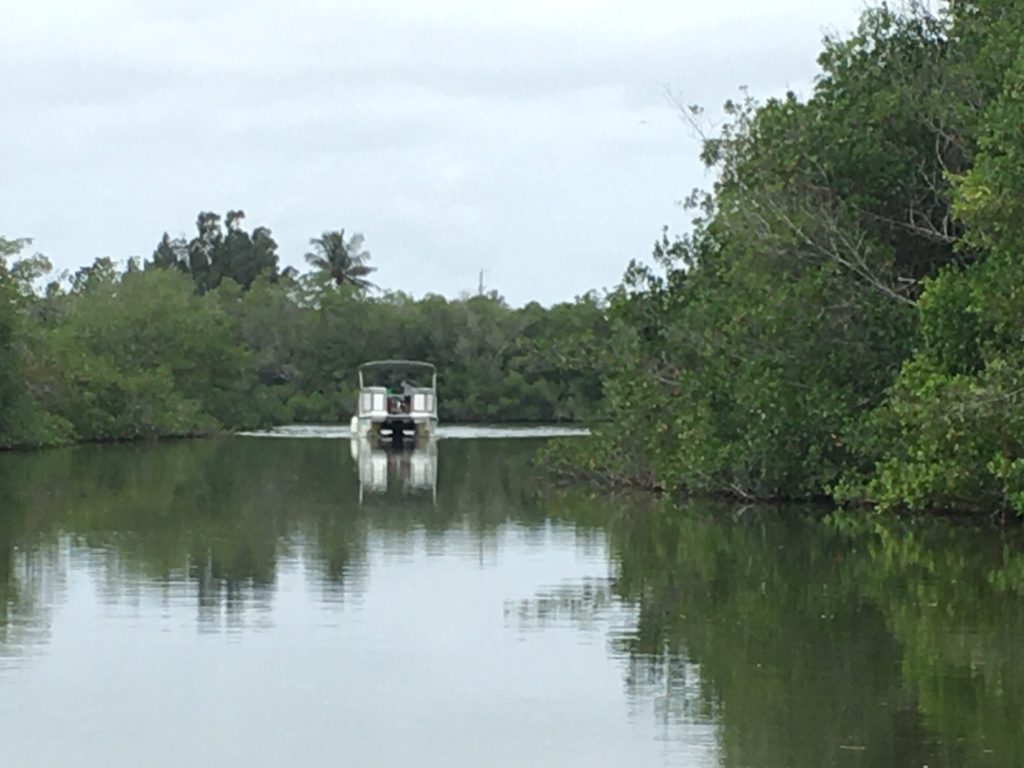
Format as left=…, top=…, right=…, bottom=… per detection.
left=395, top=379, right=419, bottom=413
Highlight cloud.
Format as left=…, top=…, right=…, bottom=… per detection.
left=0, top=0, right=866, bottom=305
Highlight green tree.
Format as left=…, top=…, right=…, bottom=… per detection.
left=551, top=3, right=972, bottom=499
left=0, top=237, right=67, bottom=448
left=838, top=3, right=1024, bottom=514
left=152, top=211, right=281, bottom=292
left=151, top=233, right=188, bottom=272
left=34, top=267, right=266, bottom=441
left=304, top=230, right=377, bottom=291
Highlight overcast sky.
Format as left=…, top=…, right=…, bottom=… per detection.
left=2, top=0, right=866, bottom=306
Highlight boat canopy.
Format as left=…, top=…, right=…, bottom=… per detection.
left=358, top=360, right=437, bottom=389
left=358, top=360, right=436, bottom=373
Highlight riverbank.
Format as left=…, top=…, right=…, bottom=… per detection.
left=540, top=431, right=1024, bottom=523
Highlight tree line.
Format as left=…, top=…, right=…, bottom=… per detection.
left=0, top=215, right=610, bottom=449
left=551, top=0, right=1024, bottom=517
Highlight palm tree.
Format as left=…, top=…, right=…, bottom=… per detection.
left=304, top=229, right=377, bottom=290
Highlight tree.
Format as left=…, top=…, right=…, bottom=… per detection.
left=0, top=237, right=68, bottom=448
left=835, top=3, right=1024, bottom=515
left=551, top=2, right=974, bottom=499
left=151, top=233, right=188, bottom=272
left=304, top=230, right=377, bottom=291
left=150, top=211, right=281, bottom=292
left=0, top=239, right=26, bottom=444
left=69, top=256, right=118, bottom=294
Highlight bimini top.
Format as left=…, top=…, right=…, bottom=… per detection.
left=358, top=360, right=436, bottom=373
left=358, top=360, right=437, bottom=390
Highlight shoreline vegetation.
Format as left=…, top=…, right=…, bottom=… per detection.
left=545, top=0, right=1024, bottom=520
left=6, top=2, right=1024, bottom=520
left=0, top=224, right=610, bottom=454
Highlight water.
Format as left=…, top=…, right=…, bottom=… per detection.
left=0, top=430, right=1022, bottom=767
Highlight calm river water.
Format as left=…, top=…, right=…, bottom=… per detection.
left=0, top=429, right=1022, bottom=767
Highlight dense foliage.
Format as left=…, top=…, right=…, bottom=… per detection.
left=0, top=215, right=610, bottom=449
left=552, top=1, right=1024, bottom=516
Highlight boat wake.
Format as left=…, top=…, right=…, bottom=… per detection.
left=238, top=424, right=590, bottom=440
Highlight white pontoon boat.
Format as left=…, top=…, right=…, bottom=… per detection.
left=349, top=360, right=438, bottom=443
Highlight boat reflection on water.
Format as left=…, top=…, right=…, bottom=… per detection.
left=350, top=436, right=438, bottom=503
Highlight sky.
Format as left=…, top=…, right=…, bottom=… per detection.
left=1, top=0, right=867, bottom=306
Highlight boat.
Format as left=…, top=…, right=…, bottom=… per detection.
left=349, top=360, right=438, bottom=443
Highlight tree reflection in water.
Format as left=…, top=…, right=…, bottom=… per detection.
left=0, top=436, right=1023, bottom=766
left=537, top=489, right=1024, bottom=767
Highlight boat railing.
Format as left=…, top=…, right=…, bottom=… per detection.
left=358, top=386, right=389, bottom=418
left=408, top=387, right=437, bottom=418
left=357, top=385, right=437, bottom=419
